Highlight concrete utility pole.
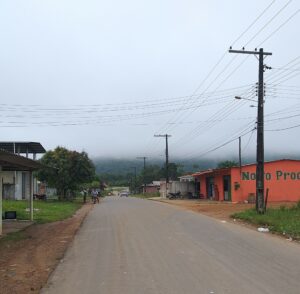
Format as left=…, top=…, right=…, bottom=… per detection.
left=229, top=48, right=272, bottom=214
left=137, top=157, right=147, bottom=193
left=154, top=134, right=171, bottom=184
left=131, top=166, right=137, bottom=194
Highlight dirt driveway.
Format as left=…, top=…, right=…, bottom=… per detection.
left=0, top=203, right=92, bottom=294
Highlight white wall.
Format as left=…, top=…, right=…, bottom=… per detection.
left=169, top=181, right=195, bottom=195
left=14, top=172, right=22, bottom=200
left=3, top=171, right=32, bottom=200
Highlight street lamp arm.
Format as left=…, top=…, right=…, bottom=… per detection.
left=235, top=96, right=257, bottom=102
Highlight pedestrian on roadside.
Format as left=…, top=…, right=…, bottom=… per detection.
left=91, top=189, right=98, bottom=204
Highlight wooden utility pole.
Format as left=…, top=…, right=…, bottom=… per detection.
left=154, top=134, right=171, bottom=183
left=131, top=166, right=137, bottom=194
left=229, top=48, right=272, bottom=214
left=137, top=156, right=147, bottom=193
left=239, top=136, right=242, bottom=173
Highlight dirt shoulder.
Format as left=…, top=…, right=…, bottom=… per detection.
left=152, top=198, right=295, bottom=221
left=0, top=203, right=93, bottom=294
left=152, top=199, right=255, bottom=220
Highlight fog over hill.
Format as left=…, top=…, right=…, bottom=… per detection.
left=93, top=152, right=300, bottom=175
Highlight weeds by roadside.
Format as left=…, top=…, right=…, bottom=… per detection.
left=232, top=201, right=300, bottom=239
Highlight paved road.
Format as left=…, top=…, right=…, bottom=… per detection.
left=41, top=197, right=300, bottom=294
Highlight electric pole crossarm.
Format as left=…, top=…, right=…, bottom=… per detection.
left=229, top=49, right=272, bottom=56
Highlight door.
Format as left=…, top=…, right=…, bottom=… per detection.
left=3, top=184, right=15, bottom=200
left=206, top=177, right=214, bottom=199
left=223, top=175, right=231, bottom=201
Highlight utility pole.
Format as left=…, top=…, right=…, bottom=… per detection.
left=239, top=136, right=242, bottom=173
left=137, top=157, right=147, bottom=194
left=154, top=134, right=171, bottom=198
left=229, top=48, right=272, bottom=214
left=154, top=134, right=171, bottom=183
left=131, top=166, right=137, bottom=194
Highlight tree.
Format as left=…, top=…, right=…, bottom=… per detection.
left=159, top=162, right=183, bottom=181
left=37, top=147, right=95, bottom=199
left=217, top=160, right=238, bottom=169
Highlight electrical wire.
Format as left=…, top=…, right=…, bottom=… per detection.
left=143, top=1, right=278, bottom=153
left=242, top=128, right=256, bottom=152
left=265, top=123, right=300, bottom=131
left=244, top=0, right=293, bottom=47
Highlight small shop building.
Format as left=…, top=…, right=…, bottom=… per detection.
left=192, top=159, right=300, bottom=203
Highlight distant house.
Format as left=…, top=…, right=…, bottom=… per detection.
left=142, top=181, right=160, bottom=194
left=0, top=142, right=46, bottom=200
left=192, top=159, right=300, bottom=202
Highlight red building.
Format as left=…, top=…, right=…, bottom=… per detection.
left=192, top=159, right=300, bottom=203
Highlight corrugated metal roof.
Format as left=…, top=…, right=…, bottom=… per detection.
left=192, top=169, right=213, bottom=177
left=0, top=142, right=46, bottom=154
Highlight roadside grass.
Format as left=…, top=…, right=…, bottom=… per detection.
left=132, top=192, right=160, bottom=199
left=2, top=200, right=83, bottom=224
left=232, top=202, right=300, bottom=239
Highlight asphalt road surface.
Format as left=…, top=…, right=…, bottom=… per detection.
left=41, top=197, right=300, bottom=294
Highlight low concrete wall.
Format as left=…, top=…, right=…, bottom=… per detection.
left=160, top=181, right=195, bottom=198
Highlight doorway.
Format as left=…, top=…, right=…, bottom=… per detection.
left=223, top=175, right=231, bottom=201
left=206, top=177, right=214, bottom=199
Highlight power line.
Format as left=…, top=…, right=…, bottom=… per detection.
left=143, top=1, right=278, bottom=152
left=180, top=120, right=256, bottom=161
left=230, top=0, right=276, bottom=47
left=185, top=126, right=256, bottom=161
left=265, top=123, right=300, bottom=131
left=242, top=128, right=256, bottom=152
left=244, top=0, right=293, bottom=47
left=257, top=8, right=300, bottom=46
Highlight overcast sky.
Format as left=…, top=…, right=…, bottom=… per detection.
left=0, top=0, right=300, bottom=161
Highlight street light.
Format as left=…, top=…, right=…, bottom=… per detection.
left=234, top=96, right=257, bottom=102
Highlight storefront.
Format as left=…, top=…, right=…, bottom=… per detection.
left=192, top=159, right=300, bottom=203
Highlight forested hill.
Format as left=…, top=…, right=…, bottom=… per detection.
left=92, top=155, right=297, bottom=186
left=92, top=153, right=294, bottom=176
left=93, top=158, right=230, bottom=175
left=92, top=158, right=222, bottom=186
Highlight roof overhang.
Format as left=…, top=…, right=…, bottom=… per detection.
left=0, top=149, right=42, bottom=171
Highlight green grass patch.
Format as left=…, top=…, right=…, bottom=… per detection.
left=232, top=202, right=300, bottom=239
left=2, top=200, right=82, bottom=224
